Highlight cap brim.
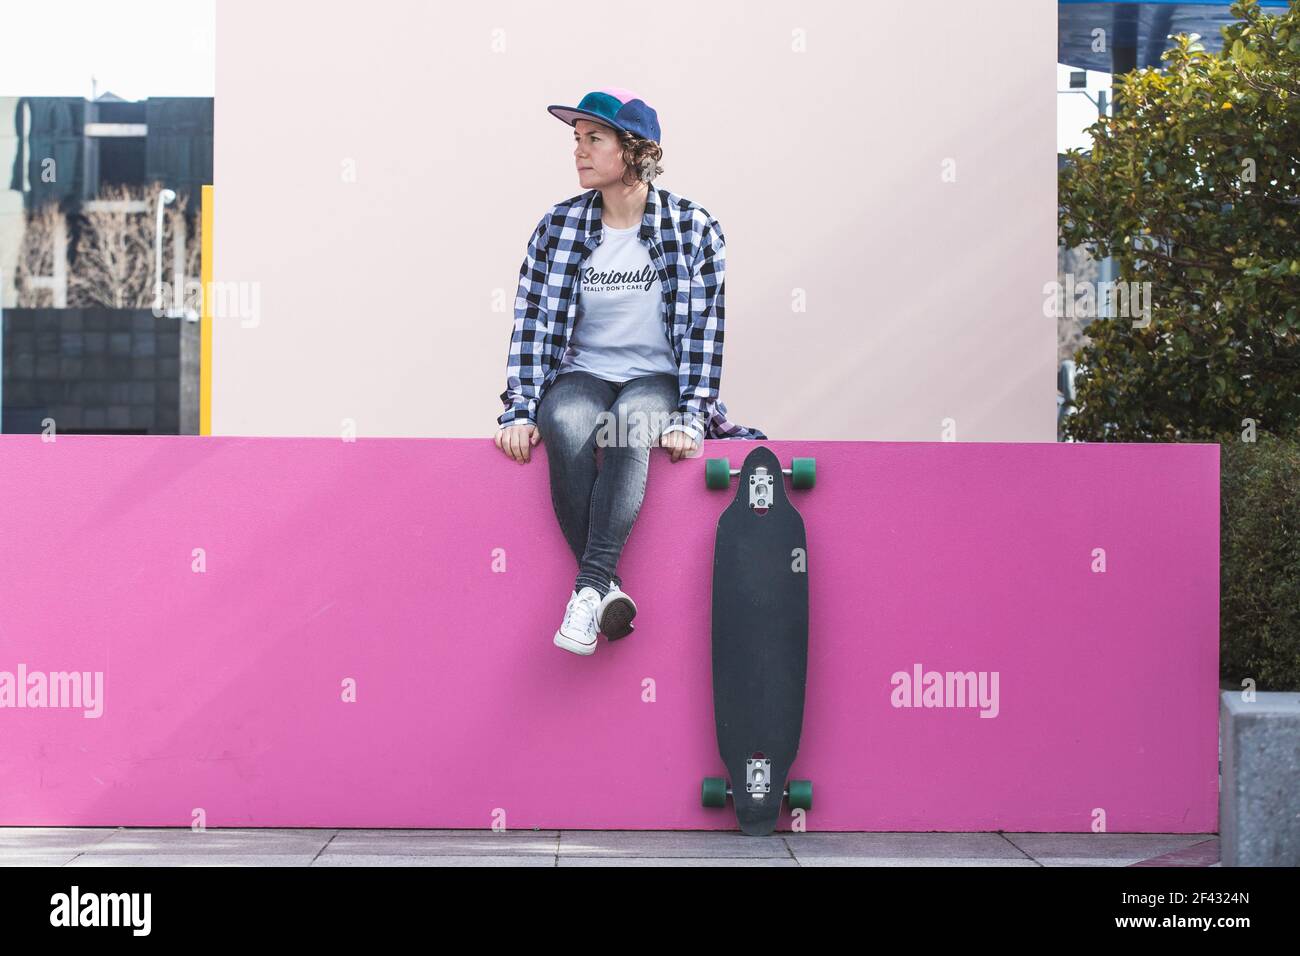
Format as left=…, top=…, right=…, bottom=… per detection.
left=547, top=105, right=622, bottom=132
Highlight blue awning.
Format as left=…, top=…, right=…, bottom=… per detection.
left=1059, top=0, right=1291, bottom=73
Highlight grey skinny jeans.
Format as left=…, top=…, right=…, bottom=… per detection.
left=534, top=369, right=680, bottom=599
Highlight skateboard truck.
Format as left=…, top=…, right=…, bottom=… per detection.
left=702, top=774, right=815, bottom=813
left=704, top=457, right=816, bottom=495
left=749, top=469, right=774, bottom=511
left=746, top=757, right=772, bottom=798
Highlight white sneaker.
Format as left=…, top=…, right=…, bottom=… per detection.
left=598, top=579, right=637, bottom=640
left=554, top=586, right=602, bottom=655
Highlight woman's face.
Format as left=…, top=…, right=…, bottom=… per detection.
left=573, top=119, right=624, bottom=189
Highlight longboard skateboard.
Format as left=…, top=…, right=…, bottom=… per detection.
left=701, top=445, right=815, bottom=835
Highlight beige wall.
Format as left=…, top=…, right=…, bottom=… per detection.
left=213, top=0, right=1057, bottom=440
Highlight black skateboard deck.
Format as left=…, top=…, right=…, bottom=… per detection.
left=702, top=445, right=813, bottom=835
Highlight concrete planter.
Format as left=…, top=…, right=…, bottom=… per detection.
left=1220, top=691, right=1300, bottom=866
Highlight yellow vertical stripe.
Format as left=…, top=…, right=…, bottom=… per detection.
left=200, top=184, right=213, bottom=435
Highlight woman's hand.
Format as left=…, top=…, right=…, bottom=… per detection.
left=659, top=429, right=699, bottom=463
left=494, top=423, right=540, bottom=463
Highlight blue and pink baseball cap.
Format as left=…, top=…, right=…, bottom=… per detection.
left=547, top=87, right=662, bottom=144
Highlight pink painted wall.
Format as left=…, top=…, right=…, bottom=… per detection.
left=0, top=436, right=1219, bottom=831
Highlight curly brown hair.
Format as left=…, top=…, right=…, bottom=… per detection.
left=616, top=129, right=664, bottom=186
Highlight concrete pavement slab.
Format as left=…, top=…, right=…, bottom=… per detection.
left=558, top=856, right=798, bottom=866
left=1002, top=833, right=1216, bottom=864
left=797, top=857, right=1040, bottom=867
left=785, top=832, right=1029, bottom=861
left=322, top=831, right=558, bottom=858
left=557, top=830, right=791, bottom=859
left=314, top=854, right=556, bottom=867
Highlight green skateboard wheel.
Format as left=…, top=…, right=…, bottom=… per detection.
left=791, top=457, right=816, bottom=489
left=705, top=458, right=731, bottom=490
left=787, top=779, right=813, bottom=811
left=701, top=776, right=728, bottom=808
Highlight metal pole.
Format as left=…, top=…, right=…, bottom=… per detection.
left=154, top=188, right=176, bottom=313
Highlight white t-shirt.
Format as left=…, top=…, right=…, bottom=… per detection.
left=557, top=224, right=678, bottom=383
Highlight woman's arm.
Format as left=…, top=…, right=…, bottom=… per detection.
left=662, top=218, right=727, bottom=445
left=497, top=212, right=553, bottom=429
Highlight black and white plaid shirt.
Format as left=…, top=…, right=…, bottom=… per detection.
left=497, top=183, right=767, bottom=442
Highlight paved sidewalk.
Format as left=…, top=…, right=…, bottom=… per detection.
left=0, top=829, right=1219, bottom=867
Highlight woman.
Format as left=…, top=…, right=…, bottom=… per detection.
left=493, top=86, right=765, bottom=656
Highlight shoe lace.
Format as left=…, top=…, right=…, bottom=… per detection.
left=564, top=592, right=599, bottom=632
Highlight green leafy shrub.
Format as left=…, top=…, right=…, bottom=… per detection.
left=1221, top=430, right=1300, bottom=690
